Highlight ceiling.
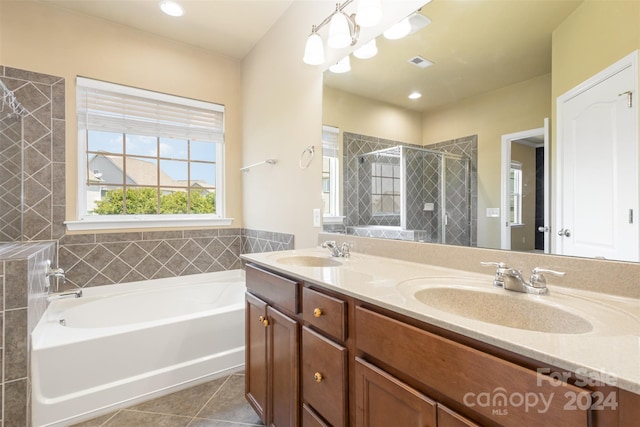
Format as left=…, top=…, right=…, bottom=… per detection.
left=324, top=0, right=583, bottom=112
left=38, top=0, right=296, bottom=59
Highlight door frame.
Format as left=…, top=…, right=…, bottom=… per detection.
left=500, top=119, right=549, bottom=251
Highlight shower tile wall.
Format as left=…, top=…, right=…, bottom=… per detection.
left=0, top=67, right=66, bottom=242
left=343, top=132, right=477, bottom=245
left=0, top=111, right=23, bottom=241
left=426, top=135, right=478, bottom=247
left=0, top=241, right=55, bottom=427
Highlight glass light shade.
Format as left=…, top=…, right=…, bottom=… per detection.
left=408, top=92, right=422, bottom=99
left=159, top=0, right=184, bottom=17
left=353, top=39, right=377, bottom=59
left=303, top=32, right=325, bottom=65
left=383, top=17, right=411, bottom=40
left=328, top=12, right=352, bottom=49
left=329, top=56, right=351, bottom=74
left=356, top=0, right=382, bottom=27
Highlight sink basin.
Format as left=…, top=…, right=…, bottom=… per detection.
left=275, top=255, right=343, bottom=267
left=412, top=286, right=593, bottom=334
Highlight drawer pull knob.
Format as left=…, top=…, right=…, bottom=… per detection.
left=313, top=308, right=323, bottom=317
left=313, top=372, right=323, bottom=382
left=258, top=316, right=269, bottom=327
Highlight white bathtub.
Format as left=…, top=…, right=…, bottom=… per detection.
left=31, top=270, right=246, bottom=427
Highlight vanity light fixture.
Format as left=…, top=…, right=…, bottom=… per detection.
left=159, top=0, right=184, bottom=17
left=304, top=0, right=382, bottom=65
left=353, top=38, right=377, bottom=59
left=329, top=56, right=351, bottom=73
left=408, top=92, right=422, bottom=100
left=356, top=0, right=382, bottom=27
left=303, top=26, right=325, bottom=65
left=384, top=11, right=432, bottom=40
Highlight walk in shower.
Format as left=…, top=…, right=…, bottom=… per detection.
left=0, top=79, right=26, bottom=242
left=352, top=145, right=471, bottom=245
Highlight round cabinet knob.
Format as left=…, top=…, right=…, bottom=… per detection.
left=313, top=308, right=323, bottom=318
left=258, top=316, right=269, bottom=327
left=313, top=372, right=323, bottom=382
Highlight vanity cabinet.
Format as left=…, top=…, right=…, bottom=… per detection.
left=245, top=262, right=639, bottom=427
left=245, top=265, right=301, bottom=427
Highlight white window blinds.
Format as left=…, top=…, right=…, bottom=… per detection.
left=77, top=77, right=224, bottom=143
left=322, top=125, right=339, bottom=158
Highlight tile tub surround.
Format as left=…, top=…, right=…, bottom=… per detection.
left=59, top=228, right=294, bottom=289
left=0, top=66, right=66, bottom=242
left=0, top=241, right=56, bottom=427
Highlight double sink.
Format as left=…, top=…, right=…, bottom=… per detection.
left=270, top=254, right=638, bottom=336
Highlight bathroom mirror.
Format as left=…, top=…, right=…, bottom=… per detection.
left=322, top=0, right=640, bottom=263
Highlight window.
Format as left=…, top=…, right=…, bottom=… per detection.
left=371, top=160, right=401, bottom=215
left=322, top=125, right=341, bottom=221
left=509, top=161, right=523, bottom=226
left=68, top=77, right=230, bottom=231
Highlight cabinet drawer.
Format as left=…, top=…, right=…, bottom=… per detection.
left=302, top=286, right=347, bottom=342
left=302, top=326, right=348, bottom=427
left=246, top=264, right=299, bottom=314
left=355, top=306, right=592, bottom=427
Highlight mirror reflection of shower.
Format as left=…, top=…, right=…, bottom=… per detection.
left=0, top=79, right=27, bottom=242
left=352, top=145, right=471, bottom=245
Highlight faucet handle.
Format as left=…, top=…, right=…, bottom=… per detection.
left=340, top=242, right=350, bottom=258
left=530, top=267, right=565, bottom=288
left=480, top=261, right=509, bottom=287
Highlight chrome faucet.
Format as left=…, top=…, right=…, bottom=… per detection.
left=47, top=289, right=83, bottom=302
left=45, top=260, right=66, bottom=284
left=481, top=262, right=565, bottom=295
left=321, top=240, right=351, bottom=258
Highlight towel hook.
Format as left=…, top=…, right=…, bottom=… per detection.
left=299, top=145, right=315, bottom=169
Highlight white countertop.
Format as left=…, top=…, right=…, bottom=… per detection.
left=242, top=247, right=640, bottom=394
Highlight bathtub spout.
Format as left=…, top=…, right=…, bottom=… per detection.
left=47, top=289, right=83, bottom=302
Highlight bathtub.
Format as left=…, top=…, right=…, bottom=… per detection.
left=31, top=270, right=246, bottom=427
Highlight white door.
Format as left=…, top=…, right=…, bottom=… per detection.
left=556, top=52, right=639, bottom=262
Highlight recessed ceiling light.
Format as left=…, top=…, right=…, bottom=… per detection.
left=160, top=0, right=184, bottom=17
left=408, top=92, right=422, bottom=100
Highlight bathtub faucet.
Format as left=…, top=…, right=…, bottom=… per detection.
left=45, top=260, right=66, bottom=288
left=47, top=289, right=83, bottom=302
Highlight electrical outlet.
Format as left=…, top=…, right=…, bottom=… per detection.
left=313, top=208, right=321, bottom=227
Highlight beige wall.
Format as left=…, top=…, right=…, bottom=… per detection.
left=552, top=0, right=640, bottom=100
left=323, top=85, right=423, bottom=145
left=422, top=74, right=551, bottom=249
left=0, top=0, right=243, bottom=231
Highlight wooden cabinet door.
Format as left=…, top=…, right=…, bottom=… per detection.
left=246, top=292, right=268, bottom=424
left=268, top=306, right=300, bottom=427
left=437, top=404, right=480, bottom=427
left=355, top=358, right=437, bottom=427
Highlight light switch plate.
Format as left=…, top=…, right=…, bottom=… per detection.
left=313, top=208, right=321, bottom=227
left=486, top=208, right=500, bottom=217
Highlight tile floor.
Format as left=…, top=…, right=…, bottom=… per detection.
left=72, top=372, right=263, bottom=427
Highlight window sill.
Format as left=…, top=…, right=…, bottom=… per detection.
left=65, top=216, right=234, bottom=232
